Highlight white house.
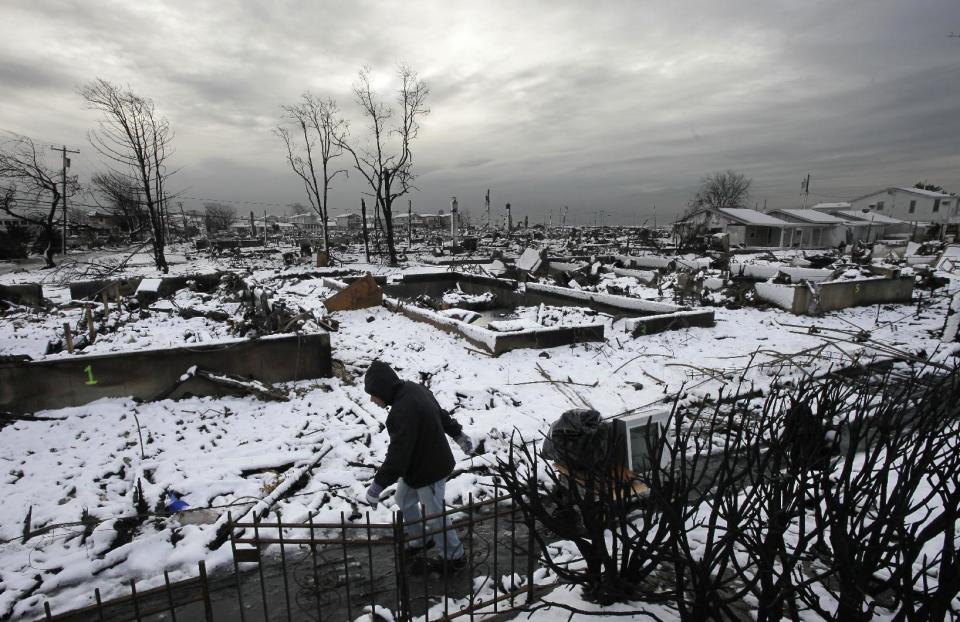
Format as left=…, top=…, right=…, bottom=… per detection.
left=675, top=207, right=840, bottom=249
left=767, top=209, right=849, bottom=248
left=811, top=202, right=914, bottom=242
left=850, top=187, right=956, bottom=224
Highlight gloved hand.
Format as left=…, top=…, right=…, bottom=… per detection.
left=454, top=434, right=474, bottom=456
left=364, top=482, right=383, bottom=507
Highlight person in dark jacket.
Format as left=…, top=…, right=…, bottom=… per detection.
left=363, top=361, right=473, bottom=565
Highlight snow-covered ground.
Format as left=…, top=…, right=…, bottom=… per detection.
left=0, top=244, right=956, bottom=620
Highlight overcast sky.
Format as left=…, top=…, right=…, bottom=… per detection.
left=2, top=0, right=958, bottom=224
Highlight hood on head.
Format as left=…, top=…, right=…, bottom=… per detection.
left=364, top=360, right=403, bottom=405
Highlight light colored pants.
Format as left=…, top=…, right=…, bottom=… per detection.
left=395, top=478, right=464, bottom=561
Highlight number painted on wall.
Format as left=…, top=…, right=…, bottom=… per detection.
left=84, top=364, right=98, bottom=386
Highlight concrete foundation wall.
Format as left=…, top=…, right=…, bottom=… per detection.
left=0, top=333, right=332, bottom=414
left=809, top=276, right=914, bottom=312
left=69, top=277, right=143, bottom=301
left=625, top=310, right=716, bottom=336
left=384, top=273, right=686, bottom=318
left=386, top=297, right=605, bottom=355
left=0, top=283, right=44, bottom=306
left=730, top=262, right=834, bottom=282
left=69, top=273, right=226, bottom=302
left=755, top=276, right=914, bottom=315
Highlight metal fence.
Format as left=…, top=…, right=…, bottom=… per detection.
left=41, top=487, right=543, bottom=621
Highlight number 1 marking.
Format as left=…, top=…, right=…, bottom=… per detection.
left=84, top=365, right=98, bottom=386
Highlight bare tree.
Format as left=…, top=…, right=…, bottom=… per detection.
left=79, top=78, right=175, bottom=273
left=203, top=202, right=235, bottom=236
left=339, top=65, right=429, bottom=265
left=275, top=94, right=347, bottom=253
left=687, top=170, right=752, bottom=214
left=90, top=171, right=146, bottom=237
left=0, top=133, right=77, bottom=267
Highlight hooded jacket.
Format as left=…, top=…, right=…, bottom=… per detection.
left=365, top=361, right=463, bottom=489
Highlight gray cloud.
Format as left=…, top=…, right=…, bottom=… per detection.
left=1, top=0, right=957, bottom=223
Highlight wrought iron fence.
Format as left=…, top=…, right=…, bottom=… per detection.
left=41, top=487, right=545, bottom=621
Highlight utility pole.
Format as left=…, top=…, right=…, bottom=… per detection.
left=801, top=174, right=811, bottom=209
left=484, top=189, right=490, bottom=229
left=450, top=196, right=459, bottom=248
left=51, top=145, right=79, bottom=255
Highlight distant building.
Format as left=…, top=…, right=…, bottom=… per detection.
left=394, top=213, right=426, bottom=229
left=288, top=212, right=317, bottom=225
left=0, top=208, right=49, bottom=232
left=82, top=210, right=124, bottom=234
left=850, top=187, right=956, bottom=224
left=335, top=213, right=361, bottom=229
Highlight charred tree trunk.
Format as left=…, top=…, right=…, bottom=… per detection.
left=360, top=197, right=370, bottom=263
left=382, top=170, right=398, bottom=265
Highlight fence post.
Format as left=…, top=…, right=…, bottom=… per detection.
left=130, top=579, right=142, bottom=622
left=441, top=499, right=449, bottom=619
left=510, top=493, right=517, bottom=608
left=422, top=501, right=430, bottom=622
left=395, top=509, right=411, bottom=621
left=226, top=513, right=246, bottom=622
left=308, top=512, right=323, bottom=621
left=340, top=511, right=353, bottom=618
left=468, top=493, right=475, bottom=622
left=493, top=480, right=500, bottom=614
left=94, top=588, right=105, bottom=622
left=253, top=516, right=270, bottom=622
left=164, top=570, right=180, bottom=622
left=199, top=560, right=214, bottom=622
left=43, top=602, right=52, bottom=620
left=366, top=512, right=376, bottom=622
left=277, top=515, right=293, bottom=621
left=526, top=448, right=537, bottom=604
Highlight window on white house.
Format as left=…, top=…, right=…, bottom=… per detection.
left=933, top=199, right=941, bottom=213
left=909, top=200, right=917, bottom=214
left=876, top=201, right=884, bottom=210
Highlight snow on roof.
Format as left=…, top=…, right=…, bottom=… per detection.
left=834, top=210, right=905, bottom=224
left=716, top=208, right=792, bottom=226
left=852, top=187, right=952, bottom=202
left=895, top=186, right=951, bottom=199
left=811, top=202, right=851, bottom=209
left=772, top=209, right=848, bottom=224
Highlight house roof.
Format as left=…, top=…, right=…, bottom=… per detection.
left=852, top=187, right=952, bottom=202
left=771, top=209, right=848, bottom=224
left=894, top=186, right=951, bottom=199
left=811, top=202, right=852, bottom=210
left=834, top=210, right=905, bottom=225
left=715, top=208, right=792, bottom=226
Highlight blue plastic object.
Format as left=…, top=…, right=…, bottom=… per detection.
left=166, top=492, right=189, bottom=513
